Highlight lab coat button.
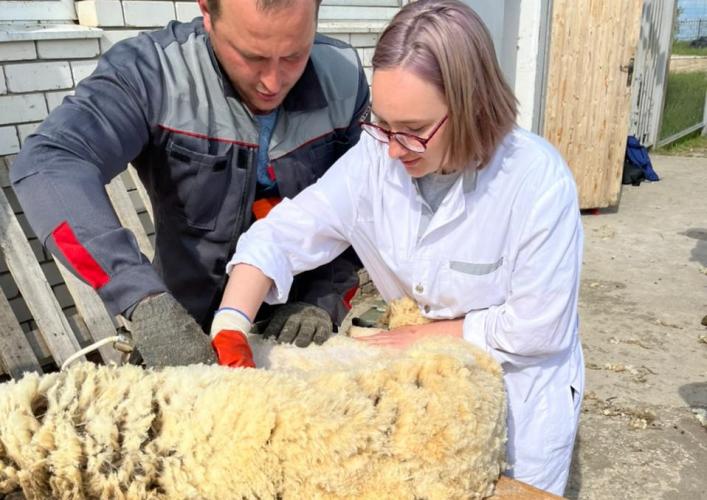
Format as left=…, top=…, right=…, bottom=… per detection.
left=415, top=284, right=424, bottom=293
left=424, top=304, right=430, bottom=313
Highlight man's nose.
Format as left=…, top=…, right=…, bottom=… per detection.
left=260, top=62, right=282, bottom=94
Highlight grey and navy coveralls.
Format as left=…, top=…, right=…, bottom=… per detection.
left=10, top=18, right=370, bottom=330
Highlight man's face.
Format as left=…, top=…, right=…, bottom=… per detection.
left=200, top=0, right=316, bottom=114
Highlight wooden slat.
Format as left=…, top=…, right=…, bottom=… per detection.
left=105, top=174, right=154, bottom=260
left=54, top=260, right=123, bottom=365
left=0, top=285, right=42, bottom=378
left=0, top=183, right=83, bottom=366
left=629, top=0, right=676, bottom=147
left=126, top=165, right=154, bottom=224
left=543, top=0, right=644, bottom=209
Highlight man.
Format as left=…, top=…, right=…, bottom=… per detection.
left=10, top=0, right=369, bottom=367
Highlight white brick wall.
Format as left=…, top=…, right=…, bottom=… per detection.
left=0, top=41, right=37, bottom=62
left=98, top=29, right=142, bottom=52
left=0, top=94, right=48, bottom=125
left=0, top=126, right=20, bottom=155
left=0, top=66, right=6, bottom=95
left=37, top=39, right=100, bottom=59
left=122, top=1, right=176, bottom=28
left=77, top=0, right=125, bottom=28
left=5, top=61, right=74, bottom=92
left=358, top=47, right=374, bottom=67
left=16, top=122, right=42, bottom=146
left=45, top=90, right=74, bottom=111
left=70, top=60, right=99, bottom=84
left=175, top=1, right=201, bottom=22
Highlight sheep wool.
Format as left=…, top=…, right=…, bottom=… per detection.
left=0, top=336, right=506, bottom=499
left=383, top=296, right=433, bottom=330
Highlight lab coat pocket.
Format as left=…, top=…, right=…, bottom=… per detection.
left=508, top=384, right=576, bottom=488
left=442, top=256, right=506, bottom=310
left=541, top=384, right=578, bottom=471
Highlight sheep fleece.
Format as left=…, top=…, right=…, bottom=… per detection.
left=0, top=336, right=506, bottom=499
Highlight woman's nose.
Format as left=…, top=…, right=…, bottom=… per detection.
left=387, top=137, right=407, bottom=159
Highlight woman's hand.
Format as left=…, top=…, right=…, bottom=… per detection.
left=356, top=319, right=464, bottom=349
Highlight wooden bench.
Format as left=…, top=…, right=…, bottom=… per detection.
left=0, top=157, right=154, bottom=379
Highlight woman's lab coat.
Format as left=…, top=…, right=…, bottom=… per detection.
left=231, top=128, right=585, bottom=494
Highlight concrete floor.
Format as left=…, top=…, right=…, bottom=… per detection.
left=565, top=155, right=707, bottom=499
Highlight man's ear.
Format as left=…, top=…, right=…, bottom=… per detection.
left=197, top=0, right=213, bottom=32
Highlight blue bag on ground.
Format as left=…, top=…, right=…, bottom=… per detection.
left=623, top=136, right=660, bottom=185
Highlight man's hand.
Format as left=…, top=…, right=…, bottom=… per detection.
left=129, top=293, right=216, bottom=367
left=263, top=302, right=333, bottom=347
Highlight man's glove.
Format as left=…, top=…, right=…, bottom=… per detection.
left=263, top=302, right=333, bottom=347
left=210, top=308, right=256, bottom=368
left=129, top=293, right=216, bottom=367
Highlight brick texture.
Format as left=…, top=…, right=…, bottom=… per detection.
left=70, top=60, right=99, bottom=85
left=45, top=90, right=74, bottom=112
left=0, top=42, right=37, bottom=62
left=175, top=2, right=201, bottom=22
left=0, top=94, right=48, bottom=125
left=16, top=122, right=42, bottom=146
left=122, top=1, right=176, bottom=28
left=0, top=126, right=20, bottom=156
left=5, top=61, right=73, bottom=92
left=77, top=0, right=126, bottom=27
left=37, top=39, right=100, bottom=60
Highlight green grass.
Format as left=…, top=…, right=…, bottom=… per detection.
left=659, top=71, right=707, bottom=139
left=672, top=40, right=707, bottom=56
left=654, top=131, right=707, bottom=155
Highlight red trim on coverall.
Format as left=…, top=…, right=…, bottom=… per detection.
left=52, top=221, right=110, bottom=289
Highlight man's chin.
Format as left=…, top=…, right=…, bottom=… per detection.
left=248, top=93, right=284, bottom=114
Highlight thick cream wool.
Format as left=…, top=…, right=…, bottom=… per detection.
left=0, top=310, right=506, bottom=499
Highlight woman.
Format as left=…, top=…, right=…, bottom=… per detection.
left=209, top=0, right=584, bottom=494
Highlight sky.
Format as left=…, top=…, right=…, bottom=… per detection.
left=678, top=0, right=707, bottom=20
left=676, top=0, right=706, bottom=39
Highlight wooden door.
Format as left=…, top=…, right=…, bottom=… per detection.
left=543, top=0, right=644, bottom=209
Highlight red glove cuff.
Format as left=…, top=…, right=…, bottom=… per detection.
left=211, top=330, right=256, bottom=369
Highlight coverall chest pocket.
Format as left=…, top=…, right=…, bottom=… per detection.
left=309, top=135, right=350, bottom=178
left=441, top=256, right=507, bottom=311
left=165, top=140, right=232, bottom=231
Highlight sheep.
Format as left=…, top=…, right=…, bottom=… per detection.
left=0, top=316, right=506, bottom=499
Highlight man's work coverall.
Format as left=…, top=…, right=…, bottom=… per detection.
left=10, top=18, right=369, bottom=330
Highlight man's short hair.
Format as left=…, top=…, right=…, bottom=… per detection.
left=207, top=0, right=322, bottom=20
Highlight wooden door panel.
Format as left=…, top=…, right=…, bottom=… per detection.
left=544, top=0, right=644, bottom=209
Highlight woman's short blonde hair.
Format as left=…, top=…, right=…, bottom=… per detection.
left=372, top=0, right=517, bottom=169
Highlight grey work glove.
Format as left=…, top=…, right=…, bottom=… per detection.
left=263, top=302, right=333, bottom=347
left=129, top=293, right=217, bottom=367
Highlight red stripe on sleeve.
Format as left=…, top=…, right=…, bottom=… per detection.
left=51, top=221, right=110, bottom=289
left=342, top=285, right=358, bottom=310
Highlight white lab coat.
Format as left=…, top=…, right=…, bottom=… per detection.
left=231, top=128, right=584, bottom=495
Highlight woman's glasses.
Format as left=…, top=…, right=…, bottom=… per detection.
left=360, top=114, right=448, bottom=153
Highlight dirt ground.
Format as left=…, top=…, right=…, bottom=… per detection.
left=565, top=154, right=707, bottom=499
left=346, top=154, right=707, bottom=499
left=669, top=55, right=707, bottom=73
